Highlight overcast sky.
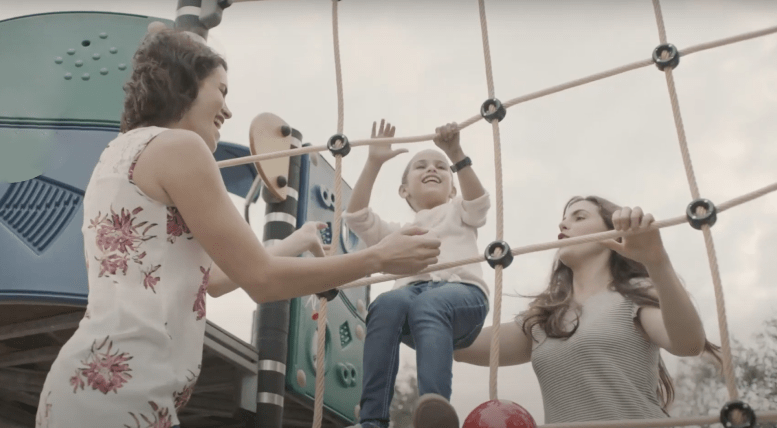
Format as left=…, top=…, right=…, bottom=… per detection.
left=3, top=0, right=777, bottom=424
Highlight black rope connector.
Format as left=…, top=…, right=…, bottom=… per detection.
left=484, top=240, right=513, bottom=269
left=652, top=43, right=680, bottom=71
left=316, top=288, right=339, bottom=302
left=720, top=401, right=757, bottom=428
left=327, top=134, right=351, bottom=157
left=480, top=98, right=507, bottom=123
left=686, top=198, right=717, bottom=230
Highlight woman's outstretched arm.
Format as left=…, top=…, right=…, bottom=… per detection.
left=454, top=320, right=533, bottom=367
left=136, top=129, right=441, bottom=304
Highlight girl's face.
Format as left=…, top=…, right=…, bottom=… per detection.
left=557, top=200, right=610, bottom=263
left=399, top=149, right=456, bottom=211
left=177, top=65, right=231, bottom=152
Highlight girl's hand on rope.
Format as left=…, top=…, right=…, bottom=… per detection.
left=599, top=207, right=669, bottom=267
left=373, top=226, right=441, bottom=275
left=296, top=221, right=331, bottom=258
left=433, top=122, right=463, bottom=158
left=367, top=119, right=407, bottom=165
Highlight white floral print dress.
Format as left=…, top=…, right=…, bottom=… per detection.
left=36, top=127, right=212, bottom=428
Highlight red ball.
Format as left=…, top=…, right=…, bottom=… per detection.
left=463, top=400, right=537, bottom=428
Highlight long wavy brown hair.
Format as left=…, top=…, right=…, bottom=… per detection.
left=120, top=29, right=227, bottom=132
left=520, top=195, right=721, bottom=410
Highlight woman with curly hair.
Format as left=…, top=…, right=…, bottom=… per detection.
left=454, top=196, right=720, bottom=425
left=35, top=29, right=440, bottom=428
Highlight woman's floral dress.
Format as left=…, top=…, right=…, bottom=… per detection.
left=35, top=127, right=213, bottom=427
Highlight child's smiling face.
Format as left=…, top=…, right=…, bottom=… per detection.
left=399, top=149, right=456, bottom=212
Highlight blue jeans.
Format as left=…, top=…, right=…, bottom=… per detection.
left=359, top=281, right=488, bottom=426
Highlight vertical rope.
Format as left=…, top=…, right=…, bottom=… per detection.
left=651, top=0, right=739, bottom=402
left=312, top=2, right=347, bottom=427
left=477, top=0, right=505, bottom=402
left=312, top=296, right=328, bottom=428
left=332, top=0, right=345, bottom=134
left=478, top=0, right=496, bottom=99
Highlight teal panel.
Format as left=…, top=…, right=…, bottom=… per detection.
left=286, top=153, right=370, bottom=424
left=0, top=12, right=173, bottom=126
left=287, top=296, right=365, bottom=423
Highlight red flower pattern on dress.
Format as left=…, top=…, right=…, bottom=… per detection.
left=125, top=401, right=173, bottom=428
left=89, top=206, right=157, bottom=277
left=70, top=336, right=133, bottom=394
left=193, top=266, right=210, bottom=320
left=142, top=264, right=162, bottom=293
left=173, top=368, right=199, bottom=411
left=35, top=391, right=52, bottom=428
left=96, top=253, right=129, bottom=277
left=166, top=207, right=192, bottom=243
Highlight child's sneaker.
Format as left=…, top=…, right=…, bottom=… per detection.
left=412, top=393, right=459, bottom=428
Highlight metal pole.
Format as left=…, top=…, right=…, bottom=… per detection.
left=174, top=0, right=210, bottom=39
left=255, top=130, right=303, bottom=428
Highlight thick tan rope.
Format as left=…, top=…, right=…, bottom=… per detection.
left=312, top=296, right=327, bottom=428
left=337, top=180, right=777, bottom=290
left=652, top=0, right=740, bottom=403
left=538, top=410, right=777, bottom=428
left=477, top=0, right=504, bottom=402
left=215, top=23, right=777, bottom=171
left=312, top=2, right=347, bottom=428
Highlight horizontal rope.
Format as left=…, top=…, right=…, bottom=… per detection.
left=338, top=180, right=777, bottom=290
left=214, top=24, right=777, bottom=170
left=539, top=410, right=777, bottom=428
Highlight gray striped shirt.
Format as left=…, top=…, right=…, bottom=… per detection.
left=527, top=289, right=670, bottom=424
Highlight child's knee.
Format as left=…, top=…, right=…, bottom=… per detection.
left=370, top=289, right=413, bottom=314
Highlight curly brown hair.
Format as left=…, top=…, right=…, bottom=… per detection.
left=520, top=195, right=721, bottom=410
left=120, top=29, right=228, bottom=132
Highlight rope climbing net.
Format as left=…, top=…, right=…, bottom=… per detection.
left=215, top=1, right=777, bottom=427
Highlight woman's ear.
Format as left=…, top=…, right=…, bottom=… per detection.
left=450, top=185, right=458, bottom=199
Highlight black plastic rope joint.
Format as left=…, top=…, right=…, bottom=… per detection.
left=327, top=134, right=351, bottom=157
left=686, top=198, right=717, bottom=230
left=480, top=98, right=507, bottom=123
left=652, top=43, right=680, bottom=71
left=316, top=288, right=339, bottom=302
left=720, top=400, right=757, bottom=428
left=485, top=240, right=513, bottom=269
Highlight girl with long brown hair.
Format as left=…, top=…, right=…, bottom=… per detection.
left=454, top=196, right=719, bottom=425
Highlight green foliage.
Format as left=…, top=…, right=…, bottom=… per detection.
left=672, top=318, right=777, bottom=428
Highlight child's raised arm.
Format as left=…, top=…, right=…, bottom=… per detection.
left=346, top=119, right=408, bottom=213
left=434, top=122, right=486, bottom=202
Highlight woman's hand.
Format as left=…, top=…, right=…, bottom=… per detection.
left=599, top=206, right=668, bottom=267
left=373, top=226, right=441, bottom=275
left=367, top=119, right=407, bottom=165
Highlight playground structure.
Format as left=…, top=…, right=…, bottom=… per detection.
left=0, top=8, right=368, bottom=428
left=3, top=1, right=777, bottom=428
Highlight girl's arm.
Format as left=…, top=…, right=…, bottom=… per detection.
left=638, top=256, right=707, bottom=356
left=454, top=320, right=533, bottom=366
left=347, top=119, right=407, bottom=213
left=602, top=206, right=707, bottom=357
left=434, top=122, right=486, bottom=202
